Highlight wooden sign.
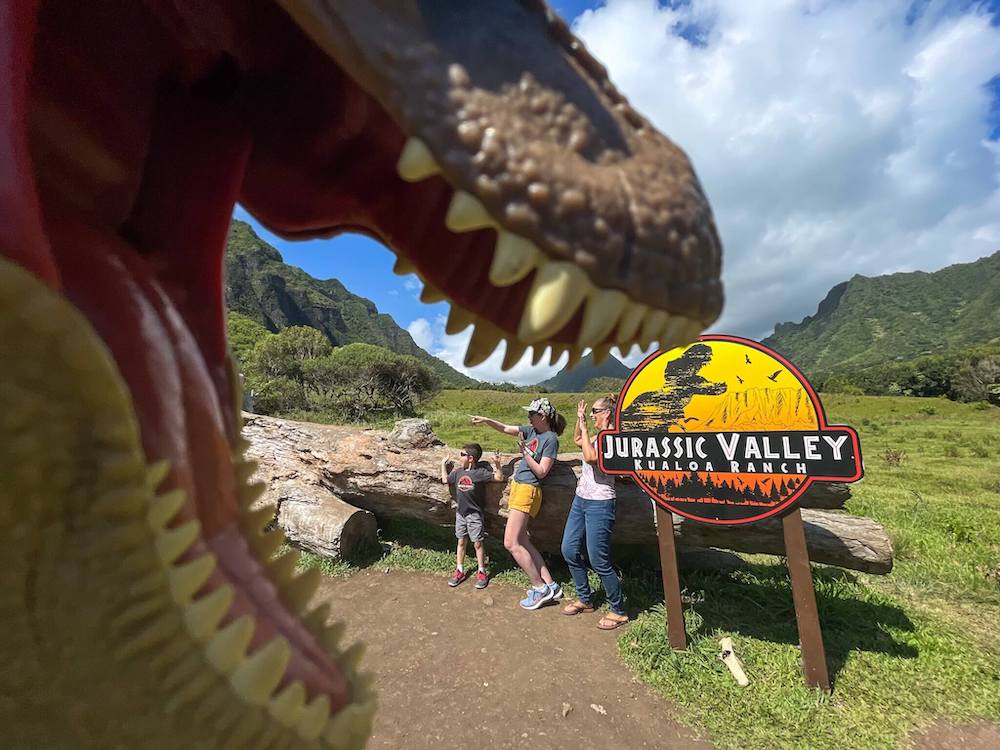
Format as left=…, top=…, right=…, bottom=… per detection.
left=604, top=336, right=865, bottom=691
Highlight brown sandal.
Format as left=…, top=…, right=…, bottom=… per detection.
left=562, top=600, right=596, bottom=616
left=597, top=613, right=629, bottom=630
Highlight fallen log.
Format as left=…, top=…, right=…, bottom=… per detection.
left=242, top=414, right=892, bottom=574
left=240, top=417, right=380, bottom=562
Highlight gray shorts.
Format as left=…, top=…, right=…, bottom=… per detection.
left=455, top=511, right=484, bottom=542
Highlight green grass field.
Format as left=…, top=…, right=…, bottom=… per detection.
left=300, top=390, right=1000, bottom=750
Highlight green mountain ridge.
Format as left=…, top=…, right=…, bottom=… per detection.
left=224, top=220, right=476, bottom=387
left=538, top=351, right=632, bottom=391
left=762, top=251, right=1000, bottom=374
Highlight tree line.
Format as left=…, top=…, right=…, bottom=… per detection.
left=228, top=313, right=441, bottom=420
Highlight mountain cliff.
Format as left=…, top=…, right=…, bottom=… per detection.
left=763, top=251, right=1000, bottom=372
left=224, top=220, right=476, bottom=387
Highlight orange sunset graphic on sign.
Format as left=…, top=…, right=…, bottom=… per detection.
left=618, top=339, right=820, bottom=508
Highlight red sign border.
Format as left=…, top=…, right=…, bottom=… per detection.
left=599, top=334, right=863, bottom=526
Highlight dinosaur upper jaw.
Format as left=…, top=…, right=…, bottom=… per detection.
left=2, top=1, right=723, bottom=746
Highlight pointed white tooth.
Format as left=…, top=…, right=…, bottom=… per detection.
left=678, top=318, right=704, bottom=345
left=564, top=347, right=582, bottom=370
left=420, top=284, right=446, bottom=304
left=578, top=289, right=627, bottom=347
left=501, top=340, right=527, bottom=371
left=269, top=681, right=306, bottom=727
left=639, top=310, right=668, bottom=349
left=269, top=549, right=301, bottom=583
left=445, top=306, right=474, bottom=335
left=464, top=322, right=502, bottom=368
left=297, top=695, right=331, bottom=741
left=283, top=566, right=322, bottom=614
left=168, top=553, right=216, bottom=605
left=234, top=459, right=258, bottom=485
left=251, top=527, right=285, bottom=561
left=396, top=137, right=441, bottom=182
left=323, top=703, right=376, bottom=750
left=304, top=602, right=332, bottom=635
left=445, top=191, right=495, bottom=232
left=241, top=504, right=274, bottom=536
left=591, top=344, right=611, bottom=367
left=230, top=636, right=291, bottom=706
left=548, top=344, right=568, bottom=367
left=392, top=257, right=416, bottom=276
left=489, top=231, right=540, bottom=287
left=657, top=315, right=686, bottom=351
left=206, top=615, right=255, bottom=674
left=184, top=584, right=234, bottom=642
left=321, top=621, right=347, bottom=654
left=237, top=481, right=266, bottom=509
left=146, top=460, right=171, bottom=492
left=617, top=302, right=647, bottom=343
left=338, top=641, right=366, bottom=674
left=156, top=520, right=201, bottom=565
left=530, top=346, right=548, bottom=366
left=147, top=488, right=185, bottom=529
left=517, top=261, right=592, bottom=343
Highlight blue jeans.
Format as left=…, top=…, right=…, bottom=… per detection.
left=560, top=495, right=625, bottom=615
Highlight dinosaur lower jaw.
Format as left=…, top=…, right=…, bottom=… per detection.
left=28, top=206, right=369, bottom=743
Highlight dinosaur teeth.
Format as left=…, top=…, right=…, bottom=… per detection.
left=639, top=310, right=668, bottom=350
left=445, top=190, right=496, bottom=232
left=251, top=526, right=286, bottom=561
left=321, top=621, right=347, bottom=655
left=678, top=318, right=704, bottom=346
left=283, top=566, right=322, bottom=614
left=184, top=584, right=235, bottom=642
left=146, top=459, right=171, bottom=491
left=531, top=345, right=548, bottom=366
left=489, top=231, right=540, bottom=287
left=114, top=614, right=180, bottom=660
left=578, top=289, right=627, bottom=347
left=304, top=602, right=332, bottom=635
left=396, top=137, right=441, bottom=182
left=93, top=489, right=144, bottom=518
left=657, top=315, right=686, bottom=351
left=392, top=257, right=416, bottom=276
left=156, top=519, right=201, bottom=565
left=548, top=344, right=568, bottom=367
left=206, top=614, right=255, bottom=674
left=241, top=504, right=275, bottom=536
left=445, top=306, right=474, bottom=335
left=147, top=488, right=186, bottom=529
left=564, top=346, right=583, bottom=370
left=269, top=680, right=307, bottom=727
left=323, top=702, right=377, bottom=750
left=230, top=636, right=291, bottom=705
left=163, top=668, right=217, bottom=714
left=338, top=641, right=366, bottom=674
left=501, top=339, right=527, bottom=371
left=269, top=548, right=302, bottom=583
left=168, top=553, right=216, bottom=604
left=464, top=322, right=502, bottom=367
left=419, top=283, right=446, bottom=304
left=517, top=261, right=592, bottom=343
left=238, top=481, right=266, bottom=508
left=591, top=343, right=612, bottom=367
left=234, top=459, right=258, bottom=485
left=298, top=695, right=331, bottom=741
left=617, top=302, right=647, bottom=343
left=112, top=594, right=168, bottom=630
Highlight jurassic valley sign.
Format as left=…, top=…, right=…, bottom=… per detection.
left=598, top=335, right=863, bottom=525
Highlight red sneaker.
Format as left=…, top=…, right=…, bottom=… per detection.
left=474, top=570, right=489, bottom=589
left=448, top=569, right=468, bottom=587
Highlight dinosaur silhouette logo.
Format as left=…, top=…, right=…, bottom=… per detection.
left=600, top=336, right=863, bottom=525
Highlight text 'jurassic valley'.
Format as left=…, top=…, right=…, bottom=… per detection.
left=599, top=429, right=862, bottom=479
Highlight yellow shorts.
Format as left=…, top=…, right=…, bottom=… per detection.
left=508, top=480, right=543, bottom=518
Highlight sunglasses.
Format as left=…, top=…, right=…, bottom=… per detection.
left=591, top=407, right=610, bottom=414
left=459, top=451, right=469, bottom=457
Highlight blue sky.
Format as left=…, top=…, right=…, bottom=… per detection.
left=234, top=0, right=1000, bottom=385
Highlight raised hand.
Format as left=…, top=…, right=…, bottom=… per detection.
left=577, top=399, right=587, bottom=420
left=469, top=415, right=485, bottom=425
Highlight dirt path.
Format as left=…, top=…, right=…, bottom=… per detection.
left=317, top=570, right=712, bottom=750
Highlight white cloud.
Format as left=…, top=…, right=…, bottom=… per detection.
left=572, top=0, right=1000, bottom=339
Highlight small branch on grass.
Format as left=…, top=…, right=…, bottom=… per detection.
left=719, top=637, right=750, bottom=687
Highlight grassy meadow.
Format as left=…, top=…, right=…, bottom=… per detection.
left=300, top=389, right=1000, bottom=750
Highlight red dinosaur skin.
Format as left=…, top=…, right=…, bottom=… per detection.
left=0, top=1, right=723, bottom=747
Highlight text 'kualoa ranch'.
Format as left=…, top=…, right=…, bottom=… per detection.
left=600, top=430, right=860, bottom=477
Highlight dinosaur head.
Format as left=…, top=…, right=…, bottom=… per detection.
left=0, top=1, right=721, bottom=747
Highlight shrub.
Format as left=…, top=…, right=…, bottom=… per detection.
left=584, top=376, right=627, bottom=394
left=883, top=448, right=906, bottom=466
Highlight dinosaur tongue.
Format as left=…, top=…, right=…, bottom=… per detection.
left=45, top=204, right=350, bottom=709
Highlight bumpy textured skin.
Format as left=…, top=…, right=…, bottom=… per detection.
left=280, top=0, right=723, bottom=323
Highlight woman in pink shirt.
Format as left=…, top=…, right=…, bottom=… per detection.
left=560, top=395, right=628, bottom=629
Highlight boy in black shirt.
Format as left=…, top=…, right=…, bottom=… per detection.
left=440, top=443, right=503, bottom=589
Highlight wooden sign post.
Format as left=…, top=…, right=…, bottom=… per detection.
left=602, top=336, right=863, bottom=693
